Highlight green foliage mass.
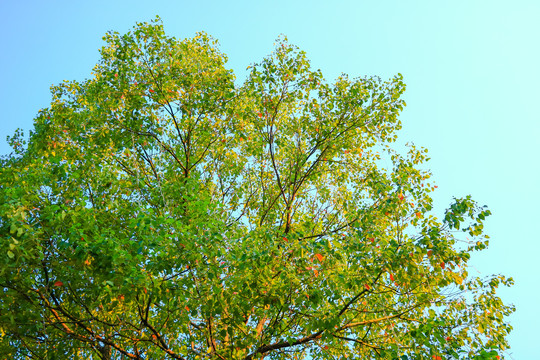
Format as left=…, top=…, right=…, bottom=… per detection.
left=0, top=18, right=513, bottom=360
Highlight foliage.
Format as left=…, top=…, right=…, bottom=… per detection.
left=0, top=18, right=513, bottom=360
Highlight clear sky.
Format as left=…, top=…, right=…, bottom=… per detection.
left=1, top=1, right=538, bottom=358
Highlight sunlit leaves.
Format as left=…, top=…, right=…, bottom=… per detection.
left=0, top=17, right=513, bottom=360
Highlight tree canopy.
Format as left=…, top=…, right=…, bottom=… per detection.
left=0, top=18, right=513, bottom=360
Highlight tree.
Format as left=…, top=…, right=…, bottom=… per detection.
left=0, top=18, right=513, bottom=360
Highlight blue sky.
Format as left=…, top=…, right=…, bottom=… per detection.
left=1, top=1, right=538, bottom=358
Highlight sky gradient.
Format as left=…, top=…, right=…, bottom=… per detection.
left=1, top=1, right=538, bottom=358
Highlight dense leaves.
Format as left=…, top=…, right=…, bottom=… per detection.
left=0, top=18, right=513, bottom=359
